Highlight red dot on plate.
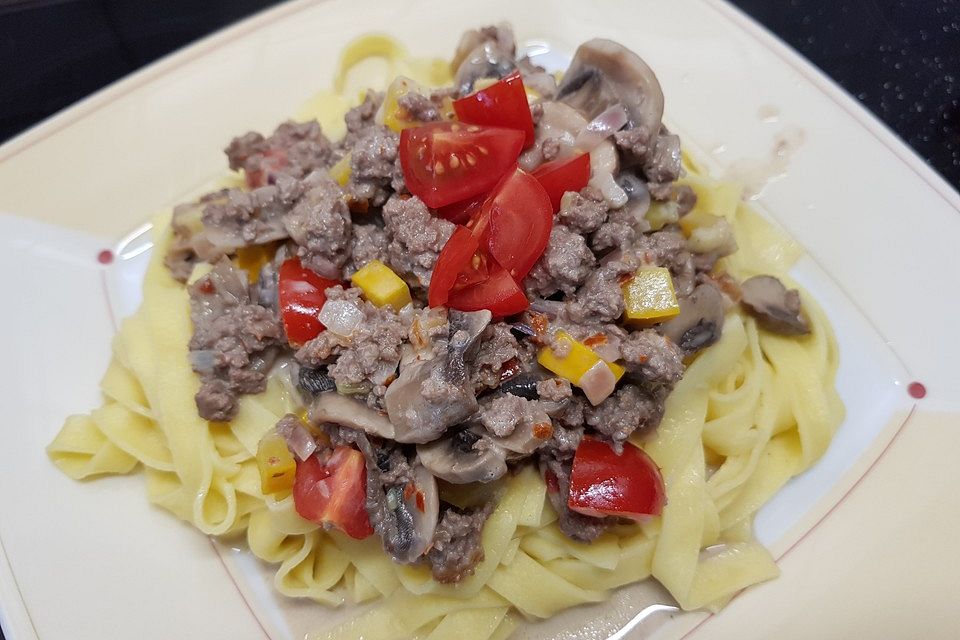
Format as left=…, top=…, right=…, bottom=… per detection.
left=97, top=249, right=114, bottom=264
left=907, top=382, right=926, bottom=399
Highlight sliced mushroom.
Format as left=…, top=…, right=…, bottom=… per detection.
left=451, top=23, right=516, bottom=73
left=381, top=463, right=440, bottom=562
left=615, top=171, right=652, bottom=219
left=417, top=428, right=508, bottom=484
left=660, top=283, right=726, bottom=353
left=454, top=41, right=517, bottom=96
left=385, top=310, right=491, bottom=443
left=740, top=275, right=810, bottom=335
left=556, top=38, right=665, bottom=134
left=497, top=372, right=544, bottom=400
left=308, top=392, right=395, bottom=439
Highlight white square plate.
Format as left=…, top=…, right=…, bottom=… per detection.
left=1, top=1, right=959, bottom=639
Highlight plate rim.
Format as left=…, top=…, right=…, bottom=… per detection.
left=0, top=1, right=955, bottom=639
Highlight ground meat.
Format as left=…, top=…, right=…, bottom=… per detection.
left=295, top=287, right=407, bottom=399
left=282, top=172, right=352, bottom=276
left=539, top=452, right=611, bottom=542
left=584, top=384, right=666, bottom=445
left=675, top=185, right=697, bottom=215
left=591, top=205, right=651, bottom=254
left=536, top=377, right=571, bottom=402
left=188, top=260, right=283, bottom=421
left=565, top=253, right=638, bottom=324
left=541, top=136, right=561, bottom=162
left=397, top=92, right=442, bottom=123
left=382, top=195, right=455, bottom=289
left=642, top=133, right=682, bottom=184
left=557, top=186, right=608, bottom=235
left=342, top=91, right=383, bottom=147
left=614, top=126, right=681, bottom=184
left=428, top=503, right=494, bottom=583
left=478, top=393, right=533, bottom=437
left=344, top=223, right=388, bottom=276
left=201, top=176, right=305, bottom=249
left=547, top=423, right=584, bottom=453
left=525, top=224, right=596, bottom=298
left=637, top=228, right=696, bottom=297
left=470, top=323, right=520, bottom=390
left=165, top=190, right=230, bottom=282
left=346, top=125, right=400, bottom=208
left=225, top=120, right=334, bottom=187
left=619, top=329, right=685, bottom=387
left=614, top=125, right=653, bottom=166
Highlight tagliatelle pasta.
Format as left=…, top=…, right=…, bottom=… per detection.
left=47, top=34, right=844, bottom=639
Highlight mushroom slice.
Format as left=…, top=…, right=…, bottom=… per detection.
left=556, top=38, right=665, bottom=134
left=386, top=310, right=490, bottom=443
left=417, top=429, right=508, bottom=484
left=308, top=392, right=395, bottom=439
left=660, top=283, right=726, bottom=354
left=454, top=40, right=517, bottom=96
left=740, top=275, right=810, bottom=335
left=383, top=464, right=440, bottom=562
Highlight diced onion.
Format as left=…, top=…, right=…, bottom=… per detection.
left=579, top=361, right=618, bottom=405
left=319, top=299, right=364, bottom=337
left=575, top=104, right=629, bottom=152
left=275, top=419, right=317, bottom=461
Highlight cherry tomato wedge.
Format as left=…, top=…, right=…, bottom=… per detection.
left=532, top=153, right=591, bottom=213
left=435, top=192, right=487, bottom=225
left=428, top=226, right=480, bottom=308
left=399, top=122, right=524, bottom=208
left=568, top=437, right=665, bottom=520
left=477, top=167, right=552, bottom=281
left=293, top=447, right=373, bottom=539
left=446, top=266, right=529, bottom=317
left=453, top=71, right=535, bottom=148
left=278, top=257, right=340, bottom=346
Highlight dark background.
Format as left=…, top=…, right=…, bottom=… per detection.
left=0, top=1, right=956, bottom=638
left=1, top=0, right=959, bottom=189
left=0, top=0, right=958, bottom=189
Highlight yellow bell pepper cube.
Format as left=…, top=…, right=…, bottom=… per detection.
left=380, top=76, right=429, bottom=132
left=234, top=243, right=277, bottom=284
left=537, top=330, right=625, bottom=387
left=329, top=153, right=352, bottom=186
left=622, top=267, right=680, bottom=326
left=257, top=432, right=296, bottom=495
left=350, top=260, right=412, bottom=310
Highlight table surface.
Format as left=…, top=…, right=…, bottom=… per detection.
left=0, top=0, right=957, bottom=638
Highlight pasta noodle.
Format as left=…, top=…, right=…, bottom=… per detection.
left=47, top=34, right=844, bottom=639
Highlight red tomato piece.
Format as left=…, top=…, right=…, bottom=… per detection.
left=435, top=192, right=487, bottom=225
left=399, top=122, right=524, bottom=208
left=453, top=71, right=536, bottom=148
left=294, top=447, right=373, bottom=539
left=532, top=153, right=591, bottom=213
left=428, top=226, right=480, bottom=308
left=568, top=437, right=666, bottom=520
left=480, top=167, right=552, bottom=281
left=446, top=266, right=529, bottom=317
left=278, top=257, right=340, bottom=346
